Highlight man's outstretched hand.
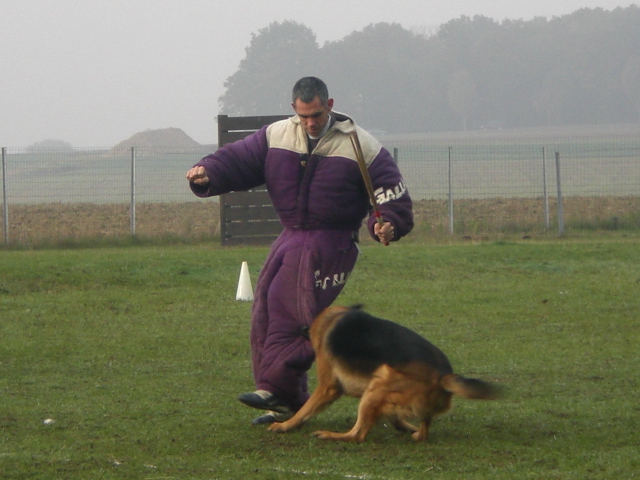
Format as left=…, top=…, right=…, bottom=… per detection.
left=186, top=166, right=209, bottom=185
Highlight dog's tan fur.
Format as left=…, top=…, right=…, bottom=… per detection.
left=269, top=306, right=497, bottom=443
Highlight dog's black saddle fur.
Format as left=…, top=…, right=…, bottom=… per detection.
left=327, top=307, right=453, bottom=376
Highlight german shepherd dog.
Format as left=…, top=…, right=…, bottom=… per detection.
left=269, top=305, right=498, bottom=443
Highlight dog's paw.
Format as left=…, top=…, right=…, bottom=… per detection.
left=268, top=422, right=288, bottom=433
left=314, top=430, right=362, bottom=442
left=411, top=429, right=429, bottom=442
left=313, top=430, right=335, bottom=440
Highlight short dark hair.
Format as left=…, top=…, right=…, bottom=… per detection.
left=292, top=77, right=329, bottom=105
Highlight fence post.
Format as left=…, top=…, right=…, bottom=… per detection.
left=393, top=147, right=398, bottom=163
left=2, top=147, right=8, bottom=245
left=542, top=147, right=550, bottom=230
left=130, top=147, right=136, bottom=236
left=555, top=151, right=565, bottom=235
left=448, top=146, right=454, bottom=235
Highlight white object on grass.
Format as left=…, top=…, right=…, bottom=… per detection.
left=236, top=261, right=254, bottom=301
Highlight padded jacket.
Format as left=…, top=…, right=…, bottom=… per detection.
left=190, top=111, right=413, bottom=241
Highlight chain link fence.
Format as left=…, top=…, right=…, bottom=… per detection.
left=2, top=132, right=640, bottom=246
left=385, top=133, right=640, bottom=236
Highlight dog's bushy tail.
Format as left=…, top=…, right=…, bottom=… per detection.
left=440, top=374, right=498, bottom=400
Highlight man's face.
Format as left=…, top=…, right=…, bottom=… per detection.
left=292, top=96, right=334, bottom=137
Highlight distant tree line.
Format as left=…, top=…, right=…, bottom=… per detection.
left=218, top=6, right=640, bottom=134
left=26, top=139, right=75, bottom=151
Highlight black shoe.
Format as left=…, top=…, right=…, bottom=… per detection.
left=238, top=390, right=291, bottom=414
left=251, top=410, right=293, bottom=425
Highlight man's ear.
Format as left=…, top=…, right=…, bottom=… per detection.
left=327, top=98, right=334, bottom=111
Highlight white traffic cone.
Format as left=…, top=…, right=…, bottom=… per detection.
left=236, top=261, right=254, bottom=301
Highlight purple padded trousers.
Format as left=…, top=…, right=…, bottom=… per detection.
left=250, top=228, right=360, bottom=411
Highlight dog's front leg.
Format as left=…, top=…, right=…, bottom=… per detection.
left=314, top=387, right=384, bottom=443
left=269, top=383, right=341, bottom=433
left=314, top=369, right=394, bottom=443
left=390, top=417, right=419, bottom=433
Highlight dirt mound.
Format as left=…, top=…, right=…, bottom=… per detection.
left=111, top=128, right=201, bottom=149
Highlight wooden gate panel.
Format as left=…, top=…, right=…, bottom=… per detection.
left=217, top=114, right=289, bottom=246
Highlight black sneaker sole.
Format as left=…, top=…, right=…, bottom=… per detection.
left=252, top=413, right=277, bottom=425
left=251, top=411, right=294, bottom=425
left=237, top=392, right=291, bottom=414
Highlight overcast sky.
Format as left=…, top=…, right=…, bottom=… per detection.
left=1, top=0, right=635, bottom=147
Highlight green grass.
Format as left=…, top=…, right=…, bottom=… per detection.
left=1, top=238, right=639, bottom=479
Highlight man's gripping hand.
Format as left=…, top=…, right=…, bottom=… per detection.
left=186, top=166, right=210, bottom=186
left=374, top=221, right=395, bottom=244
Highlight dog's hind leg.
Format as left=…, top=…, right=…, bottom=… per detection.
left=411, top=416, right=432, bottom=442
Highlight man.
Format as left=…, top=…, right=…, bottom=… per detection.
left=186, top=77, right=413, bottom=424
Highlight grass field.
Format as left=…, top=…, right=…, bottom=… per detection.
left=1, top=237, right=638, bottom=479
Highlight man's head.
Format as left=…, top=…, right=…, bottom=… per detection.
left=292, top=77, right=334, bottom=138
